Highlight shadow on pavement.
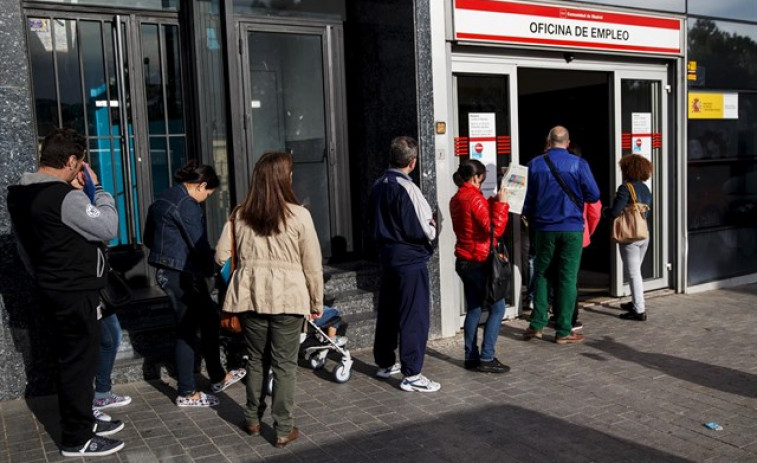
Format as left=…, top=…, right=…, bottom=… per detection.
left=587, top=336, right=757, bottom=398
left=261, top=403, right=695, bottom=462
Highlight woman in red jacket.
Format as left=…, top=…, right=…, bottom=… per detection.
left=449, top=159, right=510, bottom=373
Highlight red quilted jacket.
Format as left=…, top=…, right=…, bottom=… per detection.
left=449, top=182, right=509, bottom=262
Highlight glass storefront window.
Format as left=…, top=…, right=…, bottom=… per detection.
left=31, top=0, right=178, bottom=11
left=688, top=0, right=757, bottom=22
left=688, top=19, right=757, bottom=91
left=564, top=0, right=685, bottom=13
left=688, top=90, right=757, bottom=283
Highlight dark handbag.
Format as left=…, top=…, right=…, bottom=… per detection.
left=100, top=269, right=132, bottom=309
left=483, top=225, right=511, bottom=309
left=219, top=208, right=242, bottom=334
left=611, top=182, right=649, bottom=244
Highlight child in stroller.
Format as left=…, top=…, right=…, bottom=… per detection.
left=301, top=305, right=353, bottom=383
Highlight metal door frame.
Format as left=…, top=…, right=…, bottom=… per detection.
left=447, top=53, right=675, bottom=319
left=450, top=57, right=521, bottom=322
left=23, top=8, right=185, bottom=246
left=234, top=17, right=352, bottom=253
left=612, top=68, right=670, bottom=296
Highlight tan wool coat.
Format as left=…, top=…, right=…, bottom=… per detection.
left=215, top=204, right=323, bottom=317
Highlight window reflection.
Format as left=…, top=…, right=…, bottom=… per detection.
left=688, top=0, right=757, bottom=22
left=688, top=19, right=757, bottom=91
left=234, top=0, right=345, bottom=18
left=34, top=0, right=178, bottom=10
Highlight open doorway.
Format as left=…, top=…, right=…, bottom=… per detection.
left=518, top=68, right=612, bottom=299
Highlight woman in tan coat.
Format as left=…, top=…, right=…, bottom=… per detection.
left=215, top=152, right=323, bottom=447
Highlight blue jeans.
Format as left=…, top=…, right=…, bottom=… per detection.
left=95, top=314, right=122, bottom=397
left=157, top=268, right=226, bottom=396
left=456, top=259, right=506, bottom=362
left=314, top=306, right=340, bottom=330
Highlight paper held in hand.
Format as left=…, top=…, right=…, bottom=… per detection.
left=500, top=164, right=528, bottom=215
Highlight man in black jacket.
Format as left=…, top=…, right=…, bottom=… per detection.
left=7, top=128, right=124, bottom=457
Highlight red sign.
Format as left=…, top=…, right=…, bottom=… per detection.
left=454, top=0, right=682, bottom=55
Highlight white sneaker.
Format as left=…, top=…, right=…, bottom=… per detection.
left=400, top=374, right=440, bottom=392
left=92, top=408, right=111, bottom=422
left=375, top=362, right=401, bottom=379
left=211, top=368, right=247, bottom=394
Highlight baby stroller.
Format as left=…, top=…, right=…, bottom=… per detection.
left=301, top=317, right=353, bottom=383
left=265, top=311, right=352, bottom=394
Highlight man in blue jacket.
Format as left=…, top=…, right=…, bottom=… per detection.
left=523, top=126, right=600, bottom=344
left=370, top=136, right=440, bottom=392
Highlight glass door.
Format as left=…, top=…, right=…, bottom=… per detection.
left=612, top=69, right=670, bottom=295
left=238, top=21, right=351, bottom=258
left=451, top=59, right=520, bottom=321
left=26, top=10, right=188, bottom=283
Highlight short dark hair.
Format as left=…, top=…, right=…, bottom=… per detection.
left=389, top=136, right=418, bottom=168
left=619, top=154, right=653, bottom=181
left=174, top=160, right=220, bottom=189
left=39, top=128, right=87, bottom=168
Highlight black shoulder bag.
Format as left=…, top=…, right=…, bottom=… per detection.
left=542, top=154, right=583, bottom=211
left=100, top=269, right=132, bottom=309
left=483, top=224, right=511, bottom=309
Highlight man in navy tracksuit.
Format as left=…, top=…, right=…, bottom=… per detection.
left=370, top=136, right=440, bottom=392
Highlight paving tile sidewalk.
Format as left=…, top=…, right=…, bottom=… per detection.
left=2, top=285, right=756, bottom=463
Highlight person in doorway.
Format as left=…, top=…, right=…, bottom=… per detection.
left=370, top=136, right=440, bottom=392
left=449, top=159, right=510, bottom=373
left=215, top=151, right=323, bottom=447
left=7, top=128, right=125, bottom=457
left=547, top=142, right=602, bottom=332
left=522, top=126, right=600, bottom=344
left=605, top=154, right=652, bottom=321
left=144, top=161, right=246, bottom=408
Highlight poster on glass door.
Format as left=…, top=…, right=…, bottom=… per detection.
left=631, top=112, right=652, bottom=157
left=468, top=113, right=498, bottom=194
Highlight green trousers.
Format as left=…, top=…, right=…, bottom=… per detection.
left=243, top=312, right=302, bottom=437
left=529, top=231, right=583, bottom=338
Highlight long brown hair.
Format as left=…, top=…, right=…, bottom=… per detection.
left=239, top=152, right=299, bottom=236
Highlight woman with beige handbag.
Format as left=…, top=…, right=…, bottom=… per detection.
left=215, top=152, right=323, bottom=447
left=605, top=154, right=653, bottom=321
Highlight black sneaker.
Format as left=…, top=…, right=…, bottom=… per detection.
left=620, top=302, right=635, bottom=312
left=464, top=359, right=480, bottom=370
left=60, top=436, right=124, bottom=457
left=620, top=311, right=647, bottom=321
left=94, top=419, right=124, bottom=436
left=476, top=358, right=510, bottom=374
left=571, top=321, right=584, bottom=332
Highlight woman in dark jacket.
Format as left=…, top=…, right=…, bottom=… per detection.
left=144, top=161, right=245, bottom=407
left=449, top=159, right=510, bottom=373
left=606, top=154, right=653, bottom=321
